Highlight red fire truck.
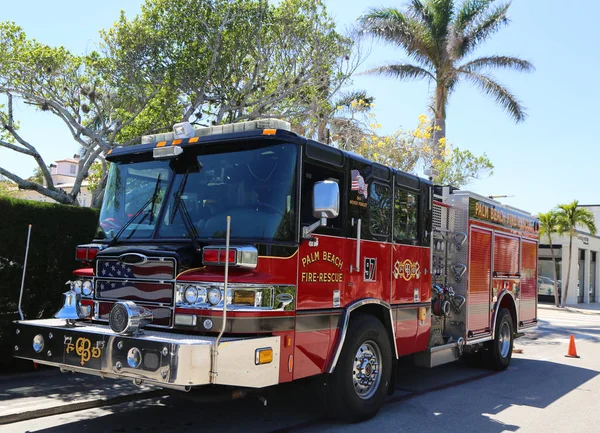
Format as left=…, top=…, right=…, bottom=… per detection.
left=12, top=119, right=539, bottom=422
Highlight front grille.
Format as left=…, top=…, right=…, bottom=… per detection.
left=94, top=256, right=177, bottom=327
left=96, top=257, right=176, bottom=280
left=96, top=280, right=174, bottom=304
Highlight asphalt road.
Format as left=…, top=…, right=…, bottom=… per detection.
left=5, top=306, right=600, bottom=433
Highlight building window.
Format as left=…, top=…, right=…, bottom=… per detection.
left=538, top=257, right=561, bottom=299
left=70, top=164, right=76, bottom=174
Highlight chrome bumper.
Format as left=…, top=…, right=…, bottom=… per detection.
left=13, top=319, right=280, bottom=389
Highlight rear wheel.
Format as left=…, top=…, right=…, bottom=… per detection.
left=484, top=308, right=513, bottom=371
left=321, top=314, right=392, bottom=422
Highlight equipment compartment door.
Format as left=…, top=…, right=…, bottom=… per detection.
left=520, top=239, right=538, bottom=326
left=468, top=227, right=492, bottom=336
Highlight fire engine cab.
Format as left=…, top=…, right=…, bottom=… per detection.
left=12, top=119, right=539, bottom=422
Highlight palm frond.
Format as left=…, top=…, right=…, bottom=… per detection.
left=459, top=55, right=534, bottom=74
left=359, top=7, right=437, bottom=68
left=454, top=0, right=495, bottom=31
left=556, top=201, right=597, bottom=236
left=429, top=0, right=454, bottom=40
left=363, top=63, right=435, bottom=81
left=459, top=71, right=527, bottom=122
left=407, top=0, right=453, bottom=64
left=538, top=211, right=560, bottom=238
left=458, top=2, right=511, bottom=57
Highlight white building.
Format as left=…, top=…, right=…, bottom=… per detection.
left=538, top=204, right=600, bottom=305
left=12, top=155, right=93, bottom=207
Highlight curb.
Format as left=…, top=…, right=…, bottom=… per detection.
left=538, top=303, right=600, bottom=315
left=0, top=389, right=165, bottom=425
left=563, top=307, right=600, bottom=316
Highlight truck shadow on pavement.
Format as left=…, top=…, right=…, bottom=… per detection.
left=20, top=357, right=599, bottom=433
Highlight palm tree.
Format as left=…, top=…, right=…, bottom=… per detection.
left=556, top=201, right=597, bottom=306
left=538, top=211, right=561, bottom=307
left=359, top=0, right=534, bottom=158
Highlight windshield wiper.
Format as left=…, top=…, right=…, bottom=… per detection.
left=109, top=174, right=162, bottom=246
left=170, top=169, right=201, bottom=252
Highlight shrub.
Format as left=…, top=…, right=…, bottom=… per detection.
left=0, top=197, right=98, bottom=370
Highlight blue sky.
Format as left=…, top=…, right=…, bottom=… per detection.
left=1, top=0, right=598, bottom=215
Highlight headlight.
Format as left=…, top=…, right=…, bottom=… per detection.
left=184, top=286, right=199, bottom=304
left=82, top=280, right=93, bottom=296
left=207, top=288, right=222, bottom=306
left=72, top=280, right=83, bottom=294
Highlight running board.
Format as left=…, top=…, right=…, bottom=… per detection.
left=413, top=342, right=462, bottom=368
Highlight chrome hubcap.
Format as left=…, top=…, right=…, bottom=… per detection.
left=499, top=322, right=511, bottom=358
left=352, top=340, right=382, bottom=400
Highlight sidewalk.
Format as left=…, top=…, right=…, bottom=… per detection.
left=538, top=302, right=600, bottom=315
left=0, top=368, right=162, bottom=424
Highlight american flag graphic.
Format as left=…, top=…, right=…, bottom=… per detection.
left=96, top=280, right=174, bottom=304
left=351, top=169, right=368, bottom=199
left=96, top=258, right=176, bottom=304
left=97, top=258, right=175, bottom=280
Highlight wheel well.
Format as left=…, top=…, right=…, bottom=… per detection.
left=349, top=304, right=397, bottom=360
left=497, top=294, right=517, bottom=332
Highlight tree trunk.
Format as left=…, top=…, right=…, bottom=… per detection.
left=433, top=116, right=446, bottom=161
left=548, top=237, right=559, bottom=307
left=562, top=235, right=574, bottom=307
left=433, top=83, right=447, bottom=163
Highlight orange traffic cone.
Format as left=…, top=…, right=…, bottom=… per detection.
left=565, top=334, right=580, bottom=358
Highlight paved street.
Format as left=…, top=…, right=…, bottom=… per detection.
left=2, top=305, right=600, bottom=433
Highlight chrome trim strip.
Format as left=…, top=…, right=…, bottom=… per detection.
left=464, top=335, right=493, bottom=345
left=327, top=298, right=398, bottom=374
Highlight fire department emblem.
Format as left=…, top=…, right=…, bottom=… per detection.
left=65, top=336, right=103, bottom=366
left=351, top=169, right=368, bottom=199
left=393, top=259, right=421, bottom=281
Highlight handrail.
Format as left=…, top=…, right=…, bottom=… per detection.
left=18, top=224, right=32, bottom=320
left=210, top=216, right=231, bottom=384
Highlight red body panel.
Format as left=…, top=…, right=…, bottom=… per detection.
left=494, top=234, right=520, bottom=275
left=520, top=239, right=538, bottom=324
left=468, top=226, right=492, bottom=334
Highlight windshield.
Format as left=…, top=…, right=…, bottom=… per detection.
left=96, top=142, right=298, bottom=243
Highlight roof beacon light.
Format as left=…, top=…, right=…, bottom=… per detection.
left=142, top=119, right=291, bottom=144
left=173, top=122, right=195, bottom=139
left=153, top=145, right=183, bottom=159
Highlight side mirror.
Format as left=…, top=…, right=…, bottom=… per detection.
left=313, top=180, right=339, bottom=218
left=303, top=180, right=339, bottom=238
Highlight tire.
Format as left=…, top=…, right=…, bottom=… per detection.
left=321, top=314, right=393, bottom=423
left=484, top=308, right=513, bottom=371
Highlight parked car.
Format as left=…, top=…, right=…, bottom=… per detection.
left=538, top=276, right=561, bottom=300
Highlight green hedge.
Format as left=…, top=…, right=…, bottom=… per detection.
left=0, top=197, right=99, bottom=370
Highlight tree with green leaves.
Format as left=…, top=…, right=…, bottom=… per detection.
left=359, top=0, right=534, bottom=157
left=538, top=210, right=561, bottom=307
left=104, top=0, right=355, bottom=130
left=0, top=21, right=176, bottom=205
left=556, top=201, right=597, bottom=306
left=1, top=1, right=357, bottom=206
left=434, top=147, right=493, bottom=186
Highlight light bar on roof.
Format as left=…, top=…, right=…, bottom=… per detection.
left=141, top=118, right=291, bottom=144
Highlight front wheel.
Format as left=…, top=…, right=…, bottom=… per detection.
left=484, top=308, right=514, bottom=371
left=321, top=314, right=393, bottom=422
